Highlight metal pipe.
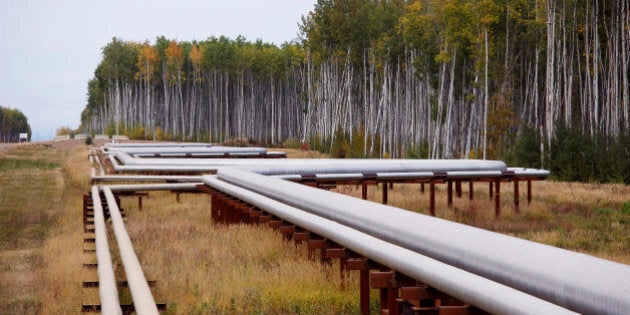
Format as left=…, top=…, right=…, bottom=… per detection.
left=113, top=151, right=509, bottom=174
left=203, top=176, right=576, bottom=315
left=89, top=156, right=96, bottom=178
left=102, top=187, right=159, bottom=315
left=91, top=175, right=203, bottom=183
left=211, top=168, right=630, bottom=315
left=91, top=186, right=122, bottom=315
left=109, top=146, right=268, bottom=156
left=446, top=170, right=503, bottom=178
left=507, top=167, right=551, bottom=178
left=106, top=183, right=201, bottom=193
left=376, top=172, right=434, bottom=180
left=94, top=155, right=105, bottom=176
left=104, top=142, right=213, bottom=149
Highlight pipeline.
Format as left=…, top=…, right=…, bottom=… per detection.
left=203, top=176, right=576, bottom=314
left=110, top=150, right=510, bottom=175
left=102, top=187, right=159, bottom=315
left=94, top=155, right=105, bottom=176
left=103, top=142, right=213, bottom=149
left=91, top=186, right=122, bottom=315
left=106, top=182, right=201, bottom=193
left=106, top=146, right=268, bottom=155
left=91, top=175, right=203, bottom=183
left=210, top=167, right=630, bottom=315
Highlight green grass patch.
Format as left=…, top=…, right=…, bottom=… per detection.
left=0, top=158, right=59, bottom=170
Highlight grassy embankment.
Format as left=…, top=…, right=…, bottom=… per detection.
left=0, top=145, right=628, bottom=314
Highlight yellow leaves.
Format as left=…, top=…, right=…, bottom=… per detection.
left=166, top=40, right=183, bottom=68
left=136, top=42, right=158, bottom=81
left=435, top=50, right=452, bottom=64
left=480, top=13, right=498, bottom=26
left=165, top=40, right=185, bottom=83
left=189, top=45, right=202, bottom=67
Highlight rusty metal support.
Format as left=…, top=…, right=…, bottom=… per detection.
left=429, top=182, right=435, bottom=216
left=514, top=179, right=520, bottom=213
left=371, top=271, right=397, bottom=314
left=382, top=182, right=388, bottom=205
left=293, top=230, right=309, bottom=246
left=455, top=180, right=462, bottom=198
left=494, top=179, right=501, bottom=217
left=279, top=224, right=295, bottom=241
left=527, top=179, right=532, bottom=204
left=420, top=182, right=425, bottom=193
left=370, top=270, right=420, bottom=315
left=325, top=247, right=348, bottom=290
left=308, top=236, right=330, bottom=264
left=469, top=181, right=474, bottom=200
left=447, top=180, right=453, bottom=209
left=489, top=182, right=493, bottom=200
left=347, top=258, right=381, bottom=315
left=361, top=182, right=368, bottom=200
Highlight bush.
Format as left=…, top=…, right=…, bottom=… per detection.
left=330, top=129, right=349, bottom=158
left=549, top=122, right=630, bottom=183
left=508, top=126, right=541, bottom=168
left=283, top=138, right=302, bottom=149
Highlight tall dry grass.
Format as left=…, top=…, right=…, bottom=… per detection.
left=39, top=146, right=92, bottom=314
left=0, top=145, right=87, bottom=314
left=123, top=192, right=362, bottom=313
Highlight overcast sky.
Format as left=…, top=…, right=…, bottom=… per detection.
left=0, top=0, right=315, bottom=141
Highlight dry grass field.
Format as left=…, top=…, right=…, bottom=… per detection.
left=0, top=143, right=628, bottom=314
left=0, top=144, right=86, bottom=314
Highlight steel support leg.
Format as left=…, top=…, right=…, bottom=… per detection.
left=362, top=182, right=368, bottom=200
left=514, top=179, right=520, bottom=213
left=527, top=179, right=532, bottom=204
left=382, top=182, right=388, bottom=205
left=447, top=180, right=453, bottom=208
left=430, top=182, right=435, bottom=216
left=495, top=179, right=501, bottom=217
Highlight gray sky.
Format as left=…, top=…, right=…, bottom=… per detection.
left=0, top=0, right=315, bottom=141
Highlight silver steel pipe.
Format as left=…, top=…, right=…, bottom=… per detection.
left=102, top=187, right=159, bottom=315
left=104, top=142, right=213, bottom=148
left=113, top=151, right=508, bottom=174
left=507, top=167, right=552, bottom=178
left=106, top=183, right=201, bottom=193
left=211, top=168, right=630, bottom=315
left=203, top=176, right=576, bottom=315
left=91, top=186, right=122, bottom=315
left=89, top=156, right=96, bottom=178
left=108, top=154, right=218, bottom=173
left=94, top=155, right=105, bottom=176
left=109, top=146, right=268, bottom=156
left=91, top=175, right=203, bottom=183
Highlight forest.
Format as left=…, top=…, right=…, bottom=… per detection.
left=80, top=0, right=630, bottom=183
left=0, top=106, right=31, bottom=143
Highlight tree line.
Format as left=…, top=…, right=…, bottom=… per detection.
left=80, top=0, right=630, bottom=183
left=0, top=106, right=31, bottom=143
